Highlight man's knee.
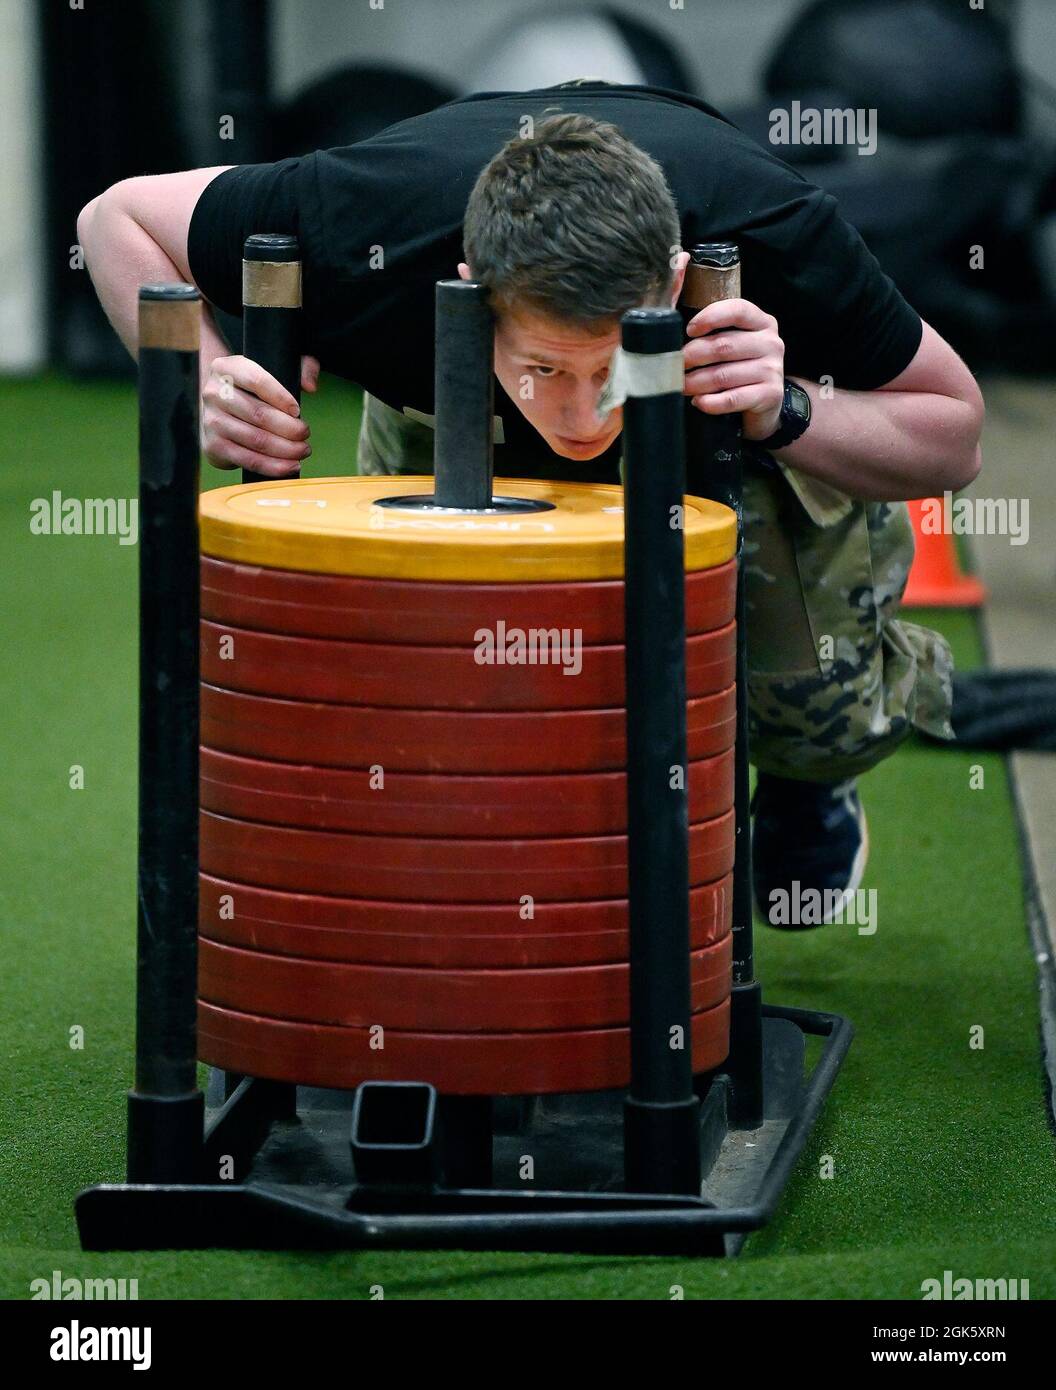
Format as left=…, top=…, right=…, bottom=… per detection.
left=747, top=609, right=954, bottom=782
left=748, top=659, right=913, bottom=783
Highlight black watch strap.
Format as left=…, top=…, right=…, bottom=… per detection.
left=760, top=379, right=811, bottom=451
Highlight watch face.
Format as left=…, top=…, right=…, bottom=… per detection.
left=788, top=382, right=811, bottom=423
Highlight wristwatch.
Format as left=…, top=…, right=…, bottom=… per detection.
left=759, top=379, right=812, bottom=451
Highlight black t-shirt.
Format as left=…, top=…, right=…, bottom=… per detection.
left=187, top=82, right=922, bottom=482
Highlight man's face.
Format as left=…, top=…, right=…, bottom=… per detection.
left=456, top=255, right=688, bottom=461
left=493, top=301, right=623, bottom=460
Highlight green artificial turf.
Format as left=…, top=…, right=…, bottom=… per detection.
left=1, top=373, right=1054, bottom=1299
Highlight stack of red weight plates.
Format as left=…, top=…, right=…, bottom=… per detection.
left=196, top=476, right=739, bottom=1094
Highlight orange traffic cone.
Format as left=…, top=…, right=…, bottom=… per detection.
left=902, top=496, right=987, bottom=608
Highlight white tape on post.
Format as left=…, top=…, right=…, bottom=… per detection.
left=596, top=346, right=684, bottom=417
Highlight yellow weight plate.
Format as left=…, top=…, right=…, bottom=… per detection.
left=198, top=476, right=736, bottom=581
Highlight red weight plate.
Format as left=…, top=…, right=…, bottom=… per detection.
left=201, top=683, right=736, bottom=774
left=200, top=808, right=735, bottom=902
left=198, top=933, right=731, bottom=1032
left=200, top=746, right=735, bottom=837
left=201, top=555, right=737, bottom=645
left=199, top=873, right=732, bottom=967
left=198, top=997, right=730, bottom=1094
left=200, top=620, right=736, bottom=709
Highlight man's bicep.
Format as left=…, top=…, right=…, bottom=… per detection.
left=876, top=319, right=984, bottom=416
left=107, top=167, right=235, bottom=284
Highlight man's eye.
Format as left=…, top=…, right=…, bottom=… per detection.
left=532, top=365, right=558, bottom=378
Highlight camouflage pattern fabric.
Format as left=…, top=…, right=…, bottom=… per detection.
left=357, top=391, right=442, bottom=479
left=357, top=392, right=955, bottom=781
left=740, top=450, right=955, bottom=782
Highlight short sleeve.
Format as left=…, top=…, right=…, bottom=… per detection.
left=186, top=159, right=303, bottom=317
left=743, top=181, right=923, bottom=392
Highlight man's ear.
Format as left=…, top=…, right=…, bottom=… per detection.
left=668, top=250, right=690, bottom=306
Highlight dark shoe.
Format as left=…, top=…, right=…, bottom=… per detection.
left=751, top=773, right=869, bottom=929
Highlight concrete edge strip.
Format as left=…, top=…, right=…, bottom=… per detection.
left=979, top=607, right=1056, bottom=1132
left=1006, top=752, right=1056, bottom=1135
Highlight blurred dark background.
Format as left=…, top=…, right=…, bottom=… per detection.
left=11, top=0, right=1056, bottom=378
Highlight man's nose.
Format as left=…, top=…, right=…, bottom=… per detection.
left=566, top=380, right=609, bottom=438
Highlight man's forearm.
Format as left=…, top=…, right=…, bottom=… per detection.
left=773, top=378, right=982, bottom=500
left=78, top=184, right=229, bottom=388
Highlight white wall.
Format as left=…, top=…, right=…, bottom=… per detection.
left=269, top=0, right=794, bottom=109
left=271, top=0, right=1052, bottom=119
left=0, top=0, right=45, bottom=372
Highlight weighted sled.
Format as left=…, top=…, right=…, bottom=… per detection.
left=200, top=553, right=737, bottom=644
left=197, top=475, right=737, bottom=581
left=197, top=996, right=731, bottom=1094
left=199, top=618, right=736, bottom=708
left=198, top=933, right=733, bottom=1032
left=200, top=682, right=738, bottom=773
left=200, top=745, right=735, bottom=837
left=199, top=807, right=736, bottom=901
left=198, top=872, right=732, bottom=968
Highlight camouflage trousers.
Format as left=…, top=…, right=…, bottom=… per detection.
left=357, top=392, right=955, bottom=783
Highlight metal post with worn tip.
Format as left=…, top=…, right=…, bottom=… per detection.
left=680, top=243, right=764, bottom=1129
left=128, top=283, right=205, bottom=1183
left=241, top=233, right=302, bottom=486
left=433, top=279, right=495, bottom=510
left=621, top=306, right=703, bottom=1197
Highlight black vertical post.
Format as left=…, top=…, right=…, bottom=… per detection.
left=433, top=280, right=495, bottom=509
left=242, top=233, right=302, bottom=485
left=436, top=1095, right=494, bottom=1188
left=432, top=279, right=495, bottom=1178
left=237, top=234, right=302, bottom=1113
left=621, top=307, right=702, bottom=1196
left=681, top=244, right=764, bottom=1128
left=128, top=284, right=205, bottom=1184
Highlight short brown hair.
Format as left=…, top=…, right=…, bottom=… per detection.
left=462, top=112, right=681, bottom=329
